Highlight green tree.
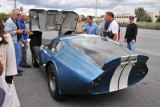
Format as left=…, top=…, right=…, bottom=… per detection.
left=81, top=15, right=85, bottom=18
left=145, top=15, right=152, bottom=22
left=101, top=15, right=104, bottom=18
left=81, top=15, right=86, bottom=22
left=135, top=7, right=148, bottom=22
left=156, top=16, right=160, bottom=22
left=0, top=13, right=11, bottom=22
left=91, top=16, right=95, bottom=18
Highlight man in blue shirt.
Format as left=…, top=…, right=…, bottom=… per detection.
left=18, top=12, right=31, bottom=68
left=80, top=16, right=100, bottom=35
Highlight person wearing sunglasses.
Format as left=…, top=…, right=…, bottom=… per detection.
left=4, top=9, right=23, bottom=76
left=18, top=12, right=31, bottom=68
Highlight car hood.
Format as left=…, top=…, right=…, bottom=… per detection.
left=29, top=9, right=78, bottom=36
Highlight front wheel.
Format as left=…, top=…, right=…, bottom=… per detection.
left=48, top=64, right=63, bottom=100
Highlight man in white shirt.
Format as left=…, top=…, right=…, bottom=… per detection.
left=105, top=11, right=119, bottom=41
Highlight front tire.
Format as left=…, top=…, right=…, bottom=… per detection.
left=48, top=64, right=62, bottom=100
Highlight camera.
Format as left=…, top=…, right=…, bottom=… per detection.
left=103, top=31, right=107, bottom=37
left=22, top=29, right=27, bottom=35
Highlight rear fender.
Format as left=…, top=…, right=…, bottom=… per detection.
left=89, top=54, right=149, bottom=94
left=45, top=60, right=63, bottom=95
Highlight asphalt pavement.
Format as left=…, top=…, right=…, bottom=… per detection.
left=14, top=27, right=160, bottom=107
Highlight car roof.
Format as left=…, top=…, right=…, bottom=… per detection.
left=68, top=35, right=133, bottom=68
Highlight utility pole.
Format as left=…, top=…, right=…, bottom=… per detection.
left=14, top=0, right=16, bottom=9
left=122, top=11, right=124, bottom=23
left=95, top=0, right=97, bottom=22
left=20, top=6, right=23, bottom=12
left=152, top=12, right=153, bottom=22
left=55, top=0, right=56, bottom=9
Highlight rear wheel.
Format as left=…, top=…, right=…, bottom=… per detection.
left=32, top=50, right=39, bottom=67
left=48, top=64, right=63, bottom=100
left=31, top=46, right=39, bottom=67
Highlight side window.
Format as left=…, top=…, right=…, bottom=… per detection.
left=56, top=41, right=62, bottom=52
left=51, top=41, right=62, bottom=54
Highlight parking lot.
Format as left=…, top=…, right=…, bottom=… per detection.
left=14, top=27, right=160, bottom=107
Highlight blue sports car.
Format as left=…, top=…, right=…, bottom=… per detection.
left=29, top=9, right=149, bottom=100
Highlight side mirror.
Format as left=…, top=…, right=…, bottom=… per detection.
left=51, top=48, right=57, bottom=53
left=51, top=48, right=55, bottom=53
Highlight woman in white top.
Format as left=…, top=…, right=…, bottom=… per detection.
left=0, top=18, right=20, bottom=107
left=0, top=55, right=5, bottom=107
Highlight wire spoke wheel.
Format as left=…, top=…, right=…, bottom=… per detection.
left=49, top=70, right=56, bottom=93
left=48, top=64, right=63, bottom=100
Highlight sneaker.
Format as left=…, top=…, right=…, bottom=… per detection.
left=18, top=70, right=23, bottom=72
left=21, top=64, right=31, bottom=68
left=15, top=72, right=23, bottom=76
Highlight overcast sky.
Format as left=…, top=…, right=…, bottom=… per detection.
left=0, top=0, right=160, bottom=16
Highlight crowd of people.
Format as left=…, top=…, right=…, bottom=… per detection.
left=0, top=8, right=138, bottom=107
left=0, top=8, right=31, bottom=106
left=76, top=11, right=138, bottom=53
left=76, top=12, right=120, bottom=41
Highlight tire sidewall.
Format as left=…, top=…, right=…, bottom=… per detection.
left=48, top=64, right=60, bottom=100
left=32, top=49, right=39, bottom=67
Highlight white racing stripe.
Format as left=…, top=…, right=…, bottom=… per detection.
left=119, top=55, right=137, bottom=89
left=109, top=65, right=123, bottom=92
left=109, top=55, right=138, bottom=92
left=118, top=64, right=133, bottom=90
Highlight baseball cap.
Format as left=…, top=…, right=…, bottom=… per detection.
left=129, top=16, right=134, bottom=19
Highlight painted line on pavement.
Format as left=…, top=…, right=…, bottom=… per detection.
left=137, top=49, right=160, bottom=57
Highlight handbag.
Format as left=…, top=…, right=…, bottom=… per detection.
left=0, top=55, right=4, bottom=76
left=105, top=21, right=114, bottom=39
left=106, top=31, right=114, bottom=39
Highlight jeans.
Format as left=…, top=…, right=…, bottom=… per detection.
left=21, top=39, right=28, bottom=65
left=127, top=42, right=136, bottom=54
left=14, top=40, right=22, bottom=70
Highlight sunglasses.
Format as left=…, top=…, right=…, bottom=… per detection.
left=17, top=14, right=21, bottom=16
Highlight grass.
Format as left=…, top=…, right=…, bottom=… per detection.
left=119, top=22, right=160, bottom=30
